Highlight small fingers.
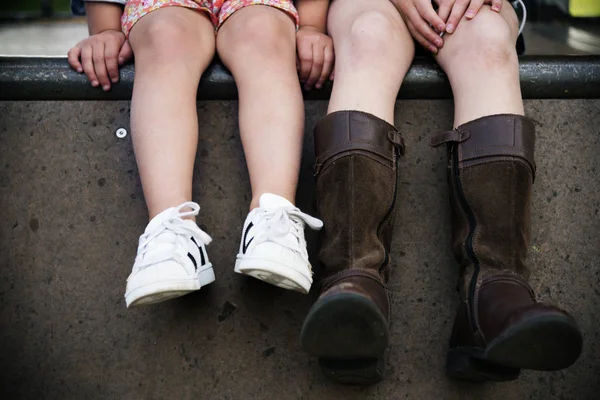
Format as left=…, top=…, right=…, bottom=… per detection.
left=67, top=45, right=83, bottom=73
left=104, top=43, right=120, bottom=84
left=81, top=45, right=99, bottom=88
left=118, top=40, right=133, bottom=65
left=91, top=42, right=110, bottom=91
left=305, top=44, right=323, bottom=90
left=297, top=41, right=313, bottom=84
left=465, top=0, right=485, bottom=19
left=316, top=45, right=334, bottom=89
left=446, top=0, right=470, bottom=33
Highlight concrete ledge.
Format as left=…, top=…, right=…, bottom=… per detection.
left=1, top=55, right=600, bottom=100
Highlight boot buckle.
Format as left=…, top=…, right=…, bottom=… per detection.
left=387, top=131, right=406, bottom=156
left=313, top=162, right=323, bottom=176
left=430, top=129, right=471, bottom=147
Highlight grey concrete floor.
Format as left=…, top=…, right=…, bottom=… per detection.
left=0, top=100, right=599, bottom=399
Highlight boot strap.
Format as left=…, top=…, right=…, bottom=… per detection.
left=430, top=129, right=470, bottom=146
left=314, top=133, right=405, bottom=175
left=313, top=111, right=405, bottom=175
left=387, top=131, right=406, bottom=156
left=429, top=114, right=536, bottom=180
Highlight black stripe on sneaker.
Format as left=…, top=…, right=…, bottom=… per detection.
left=242, top=222, right=254, bottom=254
left=187, top=252, right=198, bottom=270
left=190, top=237, right=206, bottom=266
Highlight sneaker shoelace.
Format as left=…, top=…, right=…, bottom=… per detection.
left=253, top=207, right=323, bottom=257
left=136, top=202, right=212, bottom=270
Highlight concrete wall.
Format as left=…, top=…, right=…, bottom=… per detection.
left=0, top=100, right=598, bottom=399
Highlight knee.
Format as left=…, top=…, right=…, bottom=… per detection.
left=442, top=9, right=519, bottom=69
left=129, top=15, right=199, bottom=60
left=339, top=11, right=413, bottom=65
left=224, top=11, right=294, bottom=60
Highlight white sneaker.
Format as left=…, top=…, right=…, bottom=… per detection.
left=234, top=193, right=323, bottom=294
left=125, top=202, right=215, bottom=308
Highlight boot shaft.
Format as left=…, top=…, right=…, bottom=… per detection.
left=431, top=114, right=536, bottom=295
left=314, top=111, right=404, bottom=282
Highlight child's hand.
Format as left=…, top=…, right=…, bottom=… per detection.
left=296, top=26, right=334, bottom=91
left=435, top=0, right=502, bottom=34
left=68, top=29, right=133, bottom=91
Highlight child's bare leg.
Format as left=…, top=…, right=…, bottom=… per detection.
left=435, top=4, right=523, bottom=127
left=128, top=7, right=216, bottom=218
left=327, top=0, right=414, bottom=124
left=217, top=5, right=322, bottom=295
left=124, top=6, right=218, bottom=308
left=216, top=6, right=302, bottom=210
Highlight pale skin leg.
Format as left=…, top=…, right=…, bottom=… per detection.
left=128, top=7, right=216, bottom=219
left=326, top=0, right=415, bottom=124
left=217, top=6, right=303, bottom=210
left=435, top=3, right=524, bottom=127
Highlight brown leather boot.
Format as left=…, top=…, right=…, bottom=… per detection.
left=431, top=114, right=582, bottom=382
left=300, top=111, right=405, bottom=385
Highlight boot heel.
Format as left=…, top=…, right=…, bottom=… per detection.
left=446, top=348, right=521, bottom=382
left=319, top=357, right=384, bottom=385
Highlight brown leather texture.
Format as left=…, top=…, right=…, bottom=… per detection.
left=439, top=114, right=547, bottom=347
left=312, top=111, right=404, bottom=321
left=450, top=277, right=575, bottom=348
left=314, top=110, right=404, bottom=175
left=476, top=277, right=535, bottom=345
left=439, top=114, right=536, bottom=297
left=431, top=114, right=536, bottom=178
left=448, top=301, right=484, bottom=348
left=320, top=269, right=390, bottom=321
left=460, top=160, right=534, bottom=285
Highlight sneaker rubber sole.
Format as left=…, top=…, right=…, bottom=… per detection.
left=235, top=257, right=312, bottom=294
left=301, top=292, right=389, bottom=385
left=446, top=313, right=583, bottom=382
left=125, top=264, right=215, bottom=308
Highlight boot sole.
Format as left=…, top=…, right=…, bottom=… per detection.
left=301, top=292, right=388, bottom=385
left=447, top=314, right=582, bottom=382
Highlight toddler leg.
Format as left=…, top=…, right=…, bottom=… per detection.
left=217, top=5, right=323, bottom=294
left=129, top=7, right=216, bottom=218
left=217, top=5, right=302, bottom=210
left=123, top=6, right=217, bottom=308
